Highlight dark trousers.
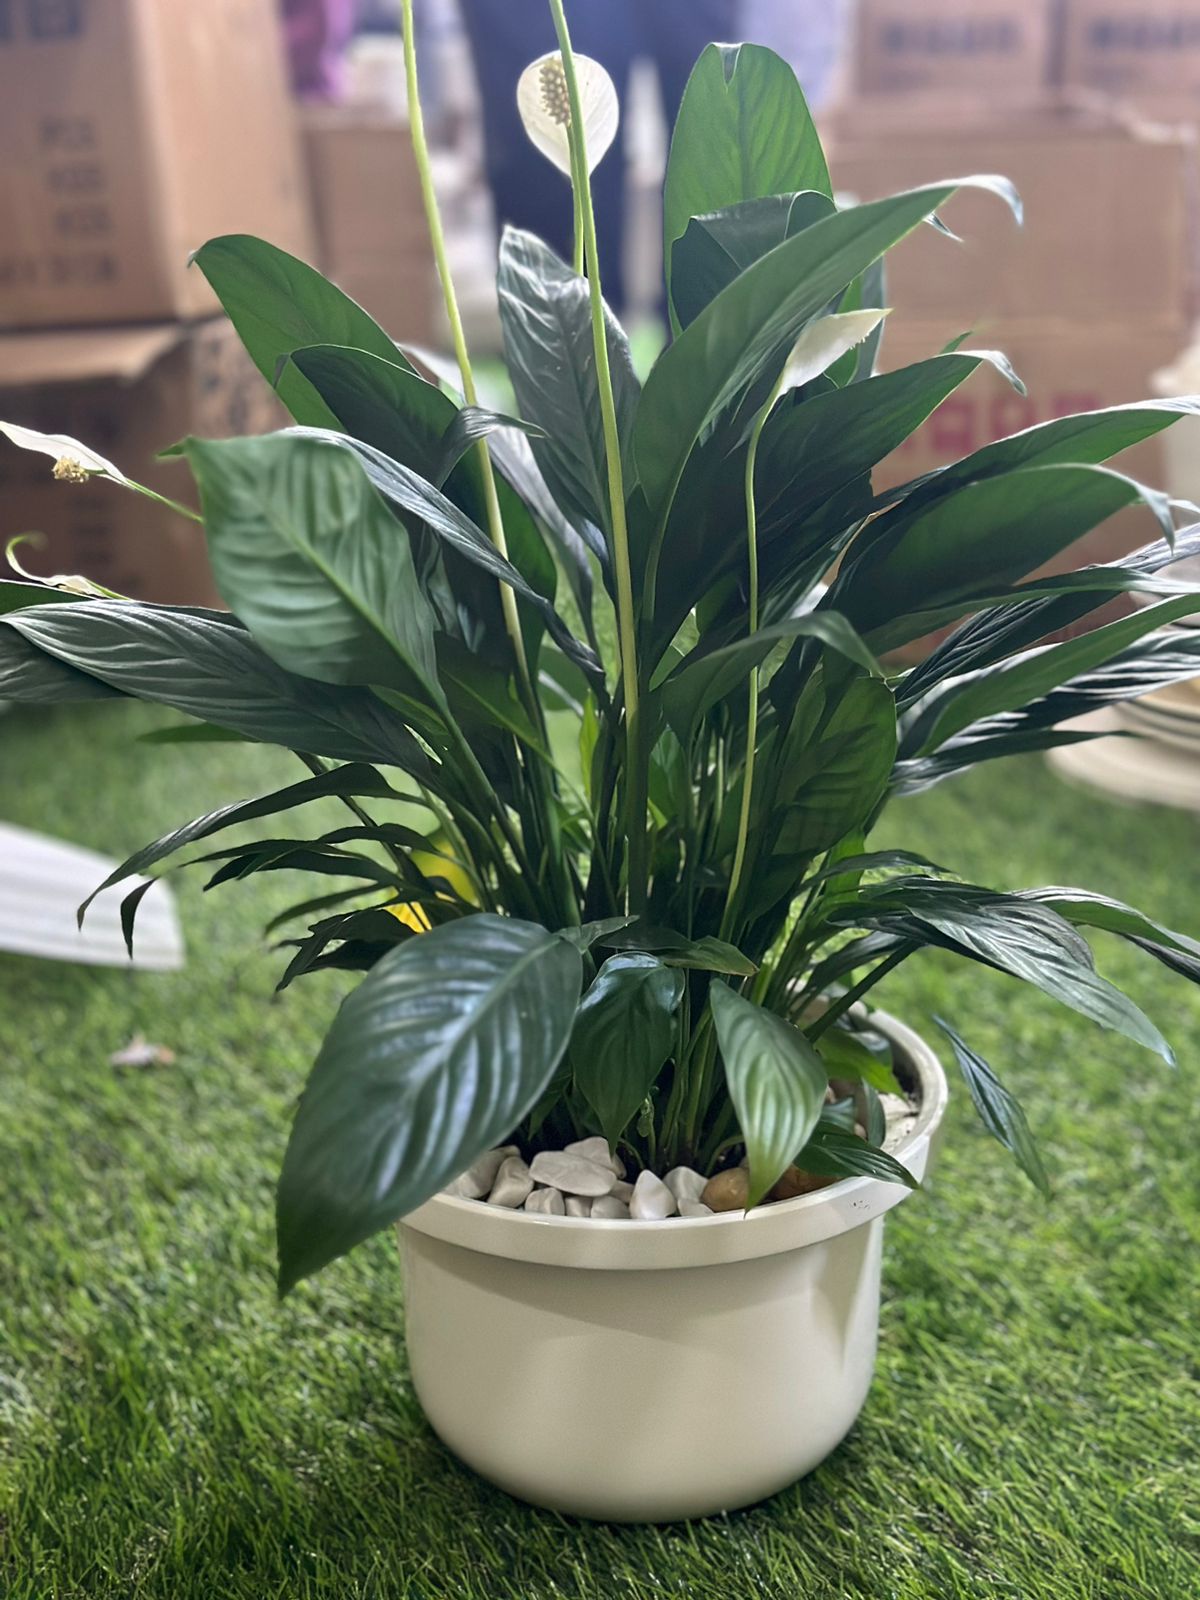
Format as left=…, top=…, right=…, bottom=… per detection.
left=456, top=0, right=740, bottom=310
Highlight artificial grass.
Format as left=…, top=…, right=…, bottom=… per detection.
left=2, top=699, right=1198, bottom=1600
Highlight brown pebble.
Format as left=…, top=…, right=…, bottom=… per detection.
left=701, top=1167, right=750, bottom=1211
left=770, top=1165, right=835, bottom=1201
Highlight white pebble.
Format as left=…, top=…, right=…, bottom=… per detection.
left=663, top=1166, right=707, bottom=1204
left=629, top=1170, right=678, bottom=1220
left=590, top=1195, right=630, bottom=1219
left=564, top=1135, right=626, bottom=1177
left=487, top=1155, right=533, bottom=1208
left=529, top=1149, right=617, bottom=1196
left=446, top=1144, right=519, bottom=1199
left=610, top=1179, right=634, bottom=1203
left=564, top=1196, right=591, bottom=1218
left=524, top=1186, right=565, bottom=1216
left=678, top=1200, right=713, bottom=1218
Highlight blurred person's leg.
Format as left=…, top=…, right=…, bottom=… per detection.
left=456, top=0, right=636, bottom=305
left=644, top=0, right=742, bottom=128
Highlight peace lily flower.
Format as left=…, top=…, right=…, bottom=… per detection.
left=780, top=308, right=890, bottom=393
left=516, top=51, right=618, bottom=175
left=0, top=421, right=130, bottom=487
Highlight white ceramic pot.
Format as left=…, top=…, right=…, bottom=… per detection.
left=398, top=1009, right=948, bottom=1522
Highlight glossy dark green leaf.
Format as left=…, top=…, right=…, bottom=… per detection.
left=710, top=981, right=829, bottom=1206
left=570, top=954, right=684, bottom=1144
left=0, top=602, right=432, bottom=776
left=558, top=915, right=635, bottom=952
left=137, top=721, right=247, bottom=745
left=636, top=175, right=1019, bottom=517
left=769, top=675, right=897, bottom=861
left=0, top=580, right=79, bottom=614
left=185, top=433, right=442, bottom=703
left=79, top=762, right=398, bottom=924
left=276, top=915, right=582, bottom=1290
left=433, top=404, right=546, bottom=487
left=663, top=42, right=832, bottom=331
left=798, top=1122, right=918, bottom=1189
left=911, top=593, right=1200, bottom=755
left=835, top=880, right=1173, bottom=1062
left=602, top=925, right=757, bottom=976
left=497, top=228, right=638, bottom=537
left=192, top=235, right=408, bottom=427
left=1020, top=887, right=1200, bottom=967
left=935, top=1018, right=1050, bottom=1196
left=671, top=190, right=834, bottom=331
left=833, top=463, right=1174, bottom=650
left=288, top=344, right=453, bottom=479
left=289, top=427, right=601, bottom=684
left=436, top=634, right=547, bottom=752
left=814, top=1027, right=903, bottom=1096
left=659, top=611, right=882, bottom=742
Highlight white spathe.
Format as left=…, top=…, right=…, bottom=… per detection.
left=516, top=51, right=618, bottom=177
left=780, top=309, right=889, bottom=394
left=0, top=420, right=129, bottom=486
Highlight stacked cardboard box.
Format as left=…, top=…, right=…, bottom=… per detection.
left=1061, top=1, right=1200, bottom=121
left=301, top=109, right=438, bottom=348
left=826, top=2, right=1198, bottom=579
left=0, top=0, right=312, bottom=603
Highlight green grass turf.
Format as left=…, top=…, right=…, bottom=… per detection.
left=2, top=700, right=1199, bottom=1599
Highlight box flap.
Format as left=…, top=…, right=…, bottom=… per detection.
left=0, top=325, right=184, bottom=389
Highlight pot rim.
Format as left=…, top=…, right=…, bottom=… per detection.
left=400, top=1006, right=949, bottom=1271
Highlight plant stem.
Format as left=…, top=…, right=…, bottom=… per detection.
left=719, top=374, right=785, bottom=941
left=401, top=0, right=532, bottom=710
left=804, top=945, right=913, bottom=1042
left=547, top=0, right=646, bottom=912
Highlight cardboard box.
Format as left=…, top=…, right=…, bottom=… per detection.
left=0, top=318, right=282, bottom=604
left=852, top=0, right=1054, bottom=101
left=827, top=108, right=1198, bottom=328
left=0, top=0, right=313, bottom=329
left=874, top=316, right=1189, bottom=567
left=1062, top=3, right=1200, bottom=116
left=302, top=110, right=437, bottom=345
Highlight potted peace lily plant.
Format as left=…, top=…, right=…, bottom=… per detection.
left=6, top=4, right=1200, bottom=1523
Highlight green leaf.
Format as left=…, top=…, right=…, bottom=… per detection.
left=814, top=1027, right=903, bottom=1096
left=288, top=344, right=454, bottom=480
left=276, top=914, right=582, bottom=1291
left=79, top=762, right=399, bottom=924
left=663, top=42, right=832, bottom=332
left=769, top=675, right=897, bottom=862
left=636, top=175, right=1019, bottom=517
left=433, top=405, right=547, bottom=487
left=497, top=228, right=639, bottom=537
left=935, top=1018, right=1050, bottom=1196
left=1020, top=887, right=1200, bottom=968
left=570, top=954, right=684, bottom=1145
left=659, top=611, right=882, bottom=742
left=834, top=463, right=1175, bottom=651
left=0, top=580, right=80, bottom=614
left=185, top=433, right=441, bottom=703
left=557, top=916, right=635, bottom=952
left=913, top=593, right=1200, bottom=755
left=671, top=190, right=833, bottom=331
left=295, top=428, right=602, bottom=684
left=602, top=924, right=757, bottom=976
left=191, top=235, right=409, bottom=427
left=836, top=881, right=1174, bottom=1063
left=798, top=1122, right=919, bottom=1189
left=710, top=981, right=829, bottom=1206
left=0, top=602, right=432, bottom=776
left=436, top=634, right=547, bottom=752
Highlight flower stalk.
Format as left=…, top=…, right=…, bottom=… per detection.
left=544, top=0, right=647, bottom=911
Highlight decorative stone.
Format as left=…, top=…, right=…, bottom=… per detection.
left=589, top=1195, right=630, bottom=1219
left=564, top=1135, right=625, bottom=1177
left=564, top=1196, right=591, bottom=1218
left=529, top=1149, right=616, bottom=1197
left=524, top=1186, right=565, bottom=1216
left=629, top=1169, right=678, bottom=1220
left=770, top=1165, right=834, bottom=1201
left=702, top=1167, right=750, bottom=1211
left=679, top=1200, right=713, bottom=1218
left=663, top=1165, right=707, bottom=1204
left=487, top=1155, right=534, bottom=1208
left=881, top=1092, right=919, bottom=1151
left=610, top=1179, right=634, bottom=1203
left=446, top=1144, right=519, bottom=1199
